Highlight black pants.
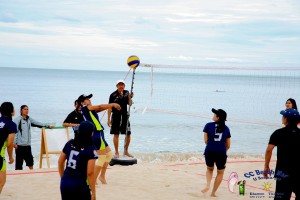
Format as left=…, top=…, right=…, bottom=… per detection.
left=274, top=175, right=299, bottom=200
left=15, top=145, right=34, bottom=170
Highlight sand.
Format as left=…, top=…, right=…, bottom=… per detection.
left=1, top=154, right=294, bottom=200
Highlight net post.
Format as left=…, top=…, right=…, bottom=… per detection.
left=125, top=67, right=136, bottom=151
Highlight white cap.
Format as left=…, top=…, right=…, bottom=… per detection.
left=116, top=79, right=125, bottom=86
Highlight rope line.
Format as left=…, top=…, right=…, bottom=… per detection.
left=137, top=108, right=280, bottom=127
left=140, top=63, right=300, bottom=71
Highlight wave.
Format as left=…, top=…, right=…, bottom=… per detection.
left=5, top=152, right=268, bottom=171
left=128, top=152, right=266, bottom=164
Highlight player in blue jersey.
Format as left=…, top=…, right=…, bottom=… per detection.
left=201, top=108, right=231, bottom=197
left=77, top=94, right=120, bottom=185
left=58, top=121, right=98, bottom=200
left=0, top=102, right=17, bottom=194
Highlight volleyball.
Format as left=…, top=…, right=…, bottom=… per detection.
left=127, top=55, right=140, bottom=69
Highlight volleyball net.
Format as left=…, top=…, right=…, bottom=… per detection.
left=129, top=64, right=300, bottom=127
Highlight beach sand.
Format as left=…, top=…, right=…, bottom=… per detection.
left=1, top=154, right=293, bottom=200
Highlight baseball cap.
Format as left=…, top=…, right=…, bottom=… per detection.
left=77, top=94, right=93, bottom=104
left=116, top=79, right=125, bottom=86
left=212, top=108, right=227, bottom=121
left=280, top=108, right=300, bottom=119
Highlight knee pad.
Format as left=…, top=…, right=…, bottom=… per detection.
left=96, top=155, right=106, bottom=167
left=106, top=151, right=113, bottom=163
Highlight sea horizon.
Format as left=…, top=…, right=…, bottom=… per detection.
left=1, top=66, right=299, bottom=169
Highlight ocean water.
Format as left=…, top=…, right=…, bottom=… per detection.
left=0, top=67, right=299, bottom=167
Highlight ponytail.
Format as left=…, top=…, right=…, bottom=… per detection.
left=216, top=120, right=225, bottom=133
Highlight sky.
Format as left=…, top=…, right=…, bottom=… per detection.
left=0, top=0, right=300, bottom=71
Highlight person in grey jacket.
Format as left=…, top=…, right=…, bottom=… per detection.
left=13, top=105, right=53, bottom=170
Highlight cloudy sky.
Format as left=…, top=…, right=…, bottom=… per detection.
left=0, top=0, right=299, bottom=71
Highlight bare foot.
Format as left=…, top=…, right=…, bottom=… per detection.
left=114, top=152, right=119, bottom=158
left=201, top=187, right=209, bottom=193
left=98, top=176, right=107, bottom=184
left=124, top=152, right=133, bottom=158
left=95, top=181, right=103, bottom=187
left=210, top=193, right=217, bottom=197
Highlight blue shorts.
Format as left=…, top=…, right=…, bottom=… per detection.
left=204, top=152, right=227, bottom=170
left=60, top=176, right=91, bottom=200
left=93, top=130, right=108, bottom=150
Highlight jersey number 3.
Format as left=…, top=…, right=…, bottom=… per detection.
left=214, top=132, right=223, bottom=141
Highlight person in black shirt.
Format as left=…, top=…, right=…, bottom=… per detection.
left=63, top=100, right=85, bottom=135
left=107, top=80, right=133, bottom=158
left=264, top=108, right=300, bottom=200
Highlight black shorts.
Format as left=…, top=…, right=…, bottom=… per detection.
left=110, top=115, right=131, bottom=135
left=15, top=145, right=34, bottom=170
left=204, top=151, right=227, bottom=170
left=274, top=174, right=299, bottom=199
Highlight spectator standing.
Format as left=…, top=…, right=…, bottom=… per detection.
left=13, top=105, right=53, bottom=170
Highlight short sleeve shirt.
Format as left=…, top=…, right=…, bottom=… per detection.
left=109, top=90, right=129, bottom=115
left=268, top=126, right=300, bottom=177
left=62, top=140, right=98, bottom=180
left=0, top=117, right=17, bottom=157
left=63, top=110, right=84, bottom=125
left=203, top=122, right=231, bottom=154
left=63, top=110, right=84, bottom=134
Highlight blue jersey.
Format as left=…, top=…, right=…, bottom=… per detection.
left=81, top=105, right=104, bottom=132
left=81, top=106, right=109, bottom=150
left=0, top=117, right=17, bottom=157
left=203, top=122, right=231, bottom=154
left=62, top=140, right=98, bottom=180
left=60, top=140, right=98, bottom=200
